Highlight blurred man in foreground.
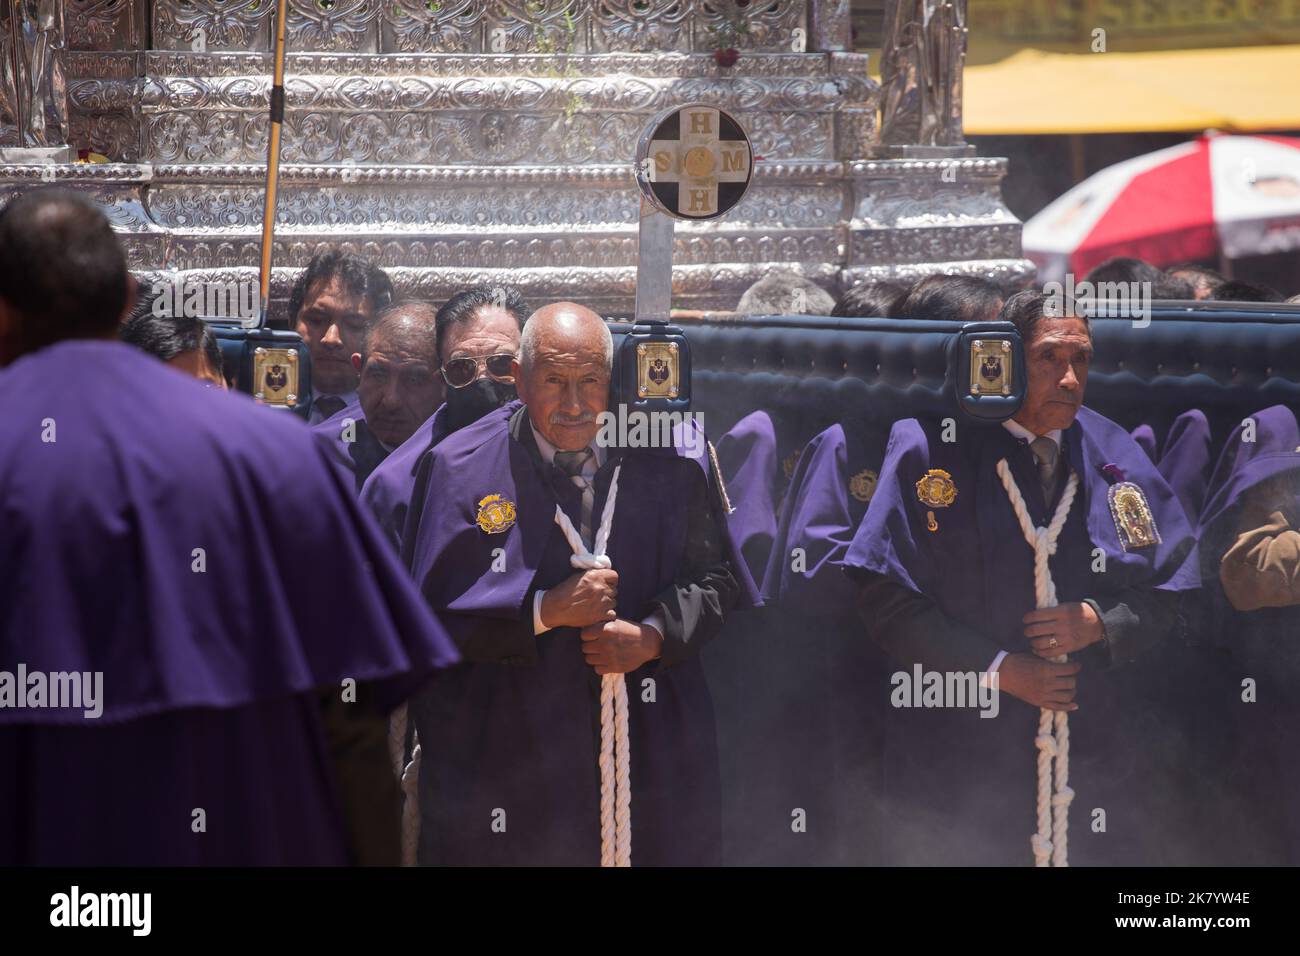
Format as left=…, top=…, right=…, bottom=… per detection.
left=0, top=189, right=458, bottom=865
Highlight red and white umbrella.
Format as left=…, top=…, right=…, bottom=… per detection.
left=1024, top=133, right=1300, bottom=284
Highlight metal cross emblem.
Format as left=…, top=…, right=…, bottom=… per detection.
left=638, top=106, right=753, bottom=220
left=632, top=104, right=754, bottom=323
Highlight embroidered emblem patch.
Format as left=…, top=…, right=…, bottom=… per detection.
left=1108, top=481, right=1161, bottom=551
left=475, top=494, right=517, bottom=534
left=849, top=468, right=879, bottom=503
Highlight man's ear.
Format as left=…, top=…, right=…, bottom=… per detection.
left=511, top=358, right=527, bottom=402
left=350, top=352, right=363, bottom=374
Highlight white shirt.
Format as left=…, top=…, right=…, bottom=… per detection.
left=986, top=420, right=1065, bottom=677
left=527, top=422, right=665, bottom=643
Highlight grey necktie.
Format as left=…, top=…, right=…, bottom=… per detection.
left=1030, top=436, right=1060, bottom=504
left=554, top=447, right=595, bottom=544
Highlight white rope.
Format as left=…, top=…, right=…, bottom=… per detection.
left=552, top=464, right=631, bottom=867
left=995, top=458, right=1079, bottom=868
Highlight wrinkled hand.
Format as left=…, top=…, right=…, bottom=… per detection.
left=1023, top=601, right=1103, bottom=658
left=579, top=618, right=663, bottom=675
left=541, top=568, right=618, bottom=629
left=996, top=652, right=1081, bottom=712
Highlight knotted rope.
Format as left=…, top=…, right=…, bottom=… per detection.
left=552, top=463, right=630, bottom=867
left=995, top=458, right=1079, bottom=868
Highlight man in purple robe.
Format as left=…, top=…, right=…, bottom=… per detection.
left=290, top=250, right=393, bottom=424
left=361, top=285, right=527, bottom=554
left=405, top=303, right=754, bottom=865
left=1196, top=405, right=1300, bottom=863
left=0, top=189, right=459, bottom=865
left=844, top=291, right=1199, bottom=865
left=312, top=300, right=443, bottom=494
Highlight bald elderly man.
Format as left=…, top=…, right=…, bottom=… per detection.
left=313, top=300, right=444, bottom=493
left=406, top=303, right=753, bottom=866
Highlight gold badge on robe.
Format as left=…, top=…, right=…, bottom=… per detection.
left=849, top=468, right=879, bottom=503
left=475, top=494, right=517, bottom=534
left=1108, top=481, right=1161, bottom=551
left=915, top=469, right=957, bottom=508
left=916, top=468, right=956, bottom=532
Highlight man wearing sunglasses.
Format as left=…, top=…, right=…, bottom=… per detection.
left=362, top=285, right=528, bottom=557
left=405, top=302, right=752, bottom=866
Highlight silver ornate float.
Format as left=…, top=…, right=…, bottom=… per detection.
left=1, top=0, right=1032, bottom=320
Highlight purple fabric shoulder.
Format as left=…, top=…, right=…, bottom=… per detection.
left=1200, top=404, right=1300, bottom=538
left=359, top=404, right=450, bottom=552
left=0, top=341, right=459, bottom=724
left=1156, top=408, right=1213, bottom=525
left=1131, top=424, right=1158, bottom=463
left=714, top=410, right=779, bottom=589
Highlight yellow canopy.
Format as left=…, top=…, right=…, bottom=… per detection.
left=962, top=45, right=1300, bottom=135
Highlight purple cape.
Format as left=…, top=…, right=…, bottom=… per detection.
left=843, top=406, right=1199, bottom=865
left=310, top=397, right=390, bottom=493
left=0, top=341, right=459, bottom=864
left=404, top=401, right=753, bottom=865
left=714, top=410, right=779, bottom=589
left=1195, top=405, right=1300, bottom=863
left=761, top=421, right=889, bottom=606
left=708, top=419, right=892, bottom=864
left=358, top=404, right=450, bottom=553
left=1200, top=405, right=1300, bottom=543
left=1131, top=423, right=1158, bottom=463
left=1155, top=408, right=1213, bottom=526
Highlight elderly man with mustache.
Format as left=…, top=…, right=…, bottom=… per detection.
left=404, top=302, right=755, bottom=866
left=842, top=291, right=1200, bottom=866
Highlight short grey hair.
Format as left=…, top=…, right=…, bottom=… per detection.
left=519, top=311, right=614, bottom=369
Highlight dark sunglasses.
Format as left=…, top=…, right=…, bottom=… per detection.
left=441, top=352, right=516, bottom=389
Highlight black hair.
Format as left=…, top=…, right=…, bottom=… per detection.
left=1083, top=256, right=1193, bottom=299
left=999, top=290, right=1091, bottom=345
left=832, top=279, right=911, bottom=318
left=435, top=284, right=528, bottom=363
left=120, top=306, right=223, bottom=376
left=0, top=188, right=131, bottom=355
left=1211, top=280, right=1285, bottom=303
left=288, top=249, right=394, bottom=324
left=1166, top=262, right=1225, bottom=296
left=897, top=274, right=1004, bottom=323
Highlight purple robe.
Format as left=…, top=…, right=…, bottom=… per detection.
left=311, top=398, right=390, bottom=494
left=405, top=401, right=754, bottom=865
left=1155, top=409, right=1213, bottom=526
left=0, top=341, right=459, bottom=865
left=714, top=410, right=780, bottom=588
left=844, top=407, right=1199, bottom=865
left=358, top=404, right=450, bottom=553
left=711, top=421, right=893, bottom=864
left=1196, top=405, right=1300, bottom=863
left=1131, top=424, right=1158, bottom=463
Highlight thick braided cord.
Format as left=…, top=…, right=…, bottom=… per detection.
left=995, top=459, right=1079, bottom=867
left=553, top=464, right=631, bottom=867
